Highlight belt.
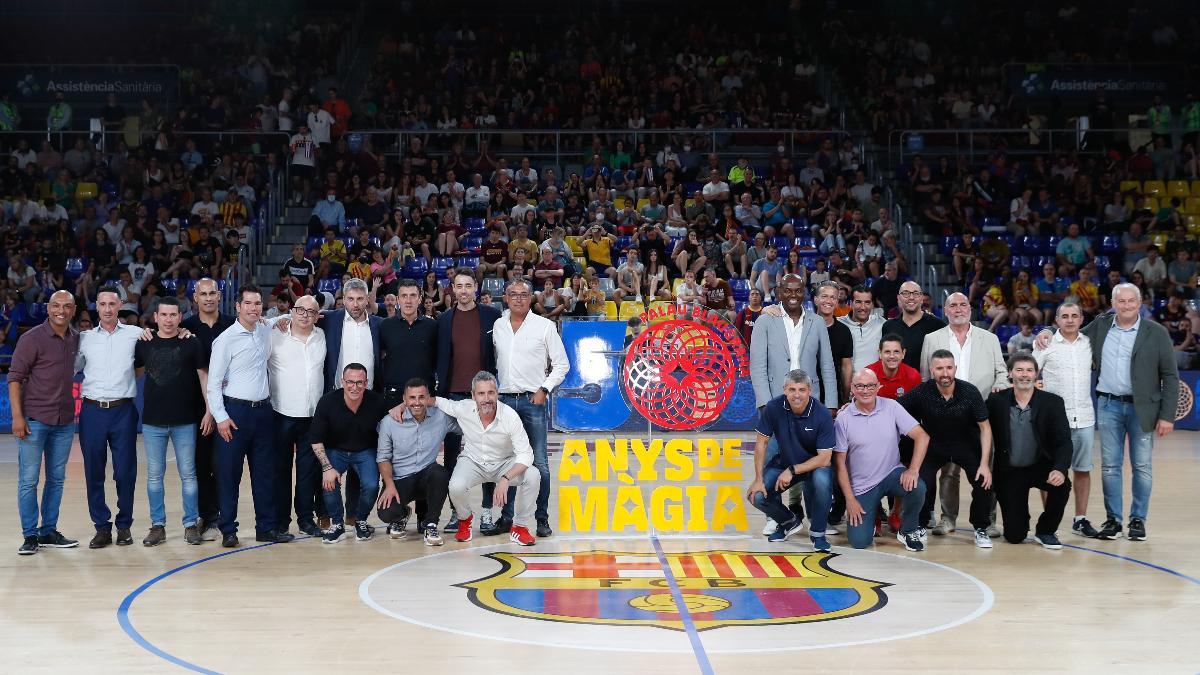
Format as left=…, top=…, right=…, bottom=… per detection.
left=501, top=391, right=540, bottom=398
left=1097, top=391, right=1134, bottom=403
left=82, top=398, right=132, bottom=409
left=224, top=396, right=272, bottom=408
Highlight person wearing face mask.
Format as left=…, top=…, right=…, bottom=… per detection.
left=312, top=188, right=346, bottom=231
left=986, top=353, right=1073, bottom=549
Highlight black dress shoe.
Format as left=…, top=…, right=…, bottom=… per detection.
left=483, top=516, right=512, bottom=536
left=115, top=529, right=133, bottom=546
left=298, top=522, right=323, bottom=537
left=536, top=519, right=553, bottom=538
left=222, top=532, right=239, bottom=548
left=255, top=530, right=295, bottom=543
left=89, top=529, right=113, bottom=549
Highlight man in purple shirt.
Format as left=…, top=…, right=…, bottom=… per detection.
left=8, top=291, right=81, bottom=555
left=834, top=368, right=931, bottom=551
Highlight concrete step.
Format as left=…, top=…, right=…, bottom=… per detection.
left=284, top=206, right=312, bottom=223
left=265, top=242, right=296, bottom=261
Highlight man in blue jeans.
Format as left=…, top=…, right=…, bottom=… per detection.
left=834, top=368, right=930, bottom=551
left=745, top=369, right=835, bottom=552
left=135, top=297, right=208, bottom=546
left=9, top=290, right=80, bottom=555
left=487, top=279, right=568, bottom=538
left=309, top=363, right=392, bottom=544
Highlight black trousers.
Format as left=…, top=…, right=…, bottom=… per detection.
left=276, top=413, right=326, bottom=529
left=919, top=450, right=993, bottom=531
left=376, top=463, right=450, bottom=529
left=195, top=425, right=220, bottom=524
left=995, top=463, right=1072, bottom=544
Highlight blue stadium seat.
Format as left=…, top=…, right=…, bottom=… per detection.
left=343, top=217, right=359, bottom=234
left=306, top=235, right=324, bottom=254
left=317, top=278, right=342, bottom=294
left=64, top=257, right=87, bottom=280
left=1092, top=256, right=1110, bottom=276
left=1019, top=236, right=1043, bottom=255
left=771, top=236, right=791, bottom=253
left=616, top=236, right=634, bottom=250
left=187, top=279, right=199, bottom=296
left=1036, top=256, right=1056, bottom=269
left=457, top=255, right=480, bottom=270
left=939, top=236, right=957, bottom=256
left=1100, top=235, right=1120, bottom=254
left=730, top=279, right=750, bottom=302
left=159, top=278, right=178, bottom=294
left=1153, top=297, right=1168, bottom=311
left=339, top=236, right=354, bottom=251
left=21, top=303, right=46, bottom=326
left=432, top=256, right=456, bottom=278
left=1045, top=236, right=1062, bottom=255
left=402, top=258, right=429, bottom=279
left=1001, top=234, right=1017, bottom=250
left=793, top=236, right=816, bottom=250
left=981, top=217, right=1004, bottom=232
left=790, top=216, right=809, bottom=231
left=1014, top=256, right=1032, bottom=271
left=462, top=235, right=483, bottom=252
left=996, top=324, right=1020, bottom=350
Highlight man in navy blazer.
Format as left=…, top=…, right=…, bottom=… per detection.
left=317, top=280, right=383, bottom=392
left=435, top=272, right=501, bottom=532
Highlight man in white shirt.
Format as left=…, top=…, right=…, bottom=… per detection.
left=306, top=102, right=334, bottom=146
left=1033, top=301, right=1099, bottom=538
left=403, top=371, right=541, bottom=546
left=464, top=173, right=490, bottom=215
left=414, top=173, right=439, bottom=206
left=75, top=285, right=144, bottom=548
left=289, top=126, right=317, bottom=205
left=484, top=280, right=568, bottom=538
left=838, top=286, right=887, bottom=371
left=701, top=169, right=731, bottom=204
left=440, top=170, right=465, bottom=210
left=190, top=188, right=220, bottom=222
left=268, top=294, right=327, bottom=537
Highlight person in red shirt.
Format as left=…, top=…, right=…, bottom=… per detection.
left=735, top=288, right=763, bottom=346
left=475, top=229, right=509, bottom=284
left=866, top=333, right=923, bottom=534
left=867, top=334, right=922, bottom=400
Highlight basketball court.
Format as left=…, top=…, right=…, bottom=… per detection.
left=2, top=430, right=1197, bottom=674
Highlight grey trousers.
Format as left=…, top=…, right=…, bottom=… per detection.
left=448, top=456, right=540, bottom=527
left=938, top=462, right=998, bottom=526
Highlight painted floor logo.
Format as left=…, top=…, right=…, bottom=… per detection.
left=458, top=550, right=887, bottom=631
left=360, top=540, right=994, bottom=653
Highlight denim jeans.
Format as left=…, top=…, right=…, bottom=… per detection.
left=845, top=466, right=927, bottom=549
left=752, top=463, right=833, bottom=536
left=142, top=423, right=199, bottom=528
left=495, top=394, right=551, bottom=523
left=323, top=450, right=380, bottom=524
left=1097, top=397, right=1154, bottom=521
left=17, top=420, right=76, bottom=538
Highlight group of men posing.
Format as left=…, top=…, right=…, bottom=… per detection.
left=744, top=274, right=1179, bottom=552
left=11, top=271, right=567, bottom=555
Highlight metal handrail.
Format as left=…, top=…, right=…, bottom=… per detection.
left=886, top=126, right=1157, bottom=169
left=926, top=263, right=939, bottom=299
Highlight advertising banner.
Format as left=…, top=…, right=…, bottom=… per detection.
left=0, top=65, right=179, bottom=104
left=1007, top=63, right=1177, bottom=101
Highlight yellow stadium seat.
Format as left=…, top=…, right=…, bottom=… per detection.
left=565, top=235, right=582, bottom=255
left=672, top=278, right=684, bottom=295
left=618, top=301, right=643, bottom=320
left=1184, top=197, right=1200, bottom=215
left=1143, top=180, right=1165, bottom=197
left=1192, top=181, right=1200, bottom=198
left=636, top=198, right=649, bottom=211
left=35, top=181, right=51, bottom=200
left=685, top=198, right=695, bottom=208
left=603, top=301, right=618, bottom=320
left=647, top=300, right=673, bottom=322
left=1187, top=215, right=1200, bottom=235
left=1167, top=180, right=1191, bottom=199
left=1144, top=197, right=1159, bottom=212
left=74, top=182, right=98, bottom=202
left=575, top=256, right=587, bottom=271
left=1120, top=180, right=1142, bottom=195
left=1151, top=233, right=1169, bottom=249
left=614, top=197, right=626, bottom=210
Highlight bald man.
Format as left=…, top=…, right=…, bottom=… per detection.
left=881, top=280, right=944, bottom=370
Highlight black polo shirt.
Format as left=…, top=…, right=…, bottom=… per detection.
left=898, top=379, right=988, bottom=461
left=379, top=313, right=438, bottom=390
left=882, top=313, right=946, bottom=370
left=181, top=313, right=235, bottom=350
left=308, top=389, right=389, bottom=452
left=826, top=319, right=853, bottom=406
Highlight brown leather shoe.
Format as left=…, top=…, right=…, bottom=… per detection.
left=89, top=529, right=113, bottom=549
left=142, top=526, right=166, bottom=547
left=116, top=528, right=133, bottom=546
left=184, top=525, right=202, bottom=545
left=345, top=516, right=357, bottom=528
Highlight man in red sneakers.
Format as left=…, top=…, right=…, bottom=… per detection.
left=395, top=371, right=540, bottom=545
left=866, top=334, right=923, bottom=534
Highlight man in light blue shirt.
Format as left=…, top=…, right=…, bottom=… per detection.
left=311, top=188, right=346, bottom=232
left=76, top=285, right=143, bottom=548
left=206, top=288, right=294, bottom=547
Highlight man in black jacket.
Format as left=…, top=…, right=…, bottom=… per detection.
left=987, top=353, right=1073, bottom=549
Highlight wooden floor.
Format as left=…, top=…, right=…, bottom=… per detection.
left=2, top=431, right=1198, bottom=674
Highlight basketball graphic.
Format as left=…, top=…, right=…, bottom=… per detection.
left=623, top=319, right=737, bottom=430
left=629, top=593, right=733, bottom=614
left=1177, top=381, right=1194, bottom=422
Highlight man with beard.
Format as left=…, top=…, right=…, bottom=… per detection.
left=881, top=280, right=944, bottom=371
left=987, top=353, right=1073, bottom=549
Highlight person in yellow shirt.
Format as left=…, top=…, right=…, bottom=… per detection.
left=315, top=227, right=348, bottom=278
left=1070, top=264, right=1100, bottom=319
left=1011, top=268, right=1042, bottom=324
left=580, top=224, right=618, bottom=278
left=347, top=252, right=372, bottom=281
left=507, top=224, right=539, bottom=263
left=982, top=279, right=1012, bottom=331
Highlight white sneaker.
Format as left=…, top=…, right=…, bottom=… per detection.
left=916, top=527, right=929, bottom=544
left=480, top=510, right=494, bottom=533
left=824, top=520, right=841, bottom=535
left=932, top=516, right=956, bottom=536
left=635, top=295, right=643, bottom=303
left=762, top=518, right=777, bottom=536
left=973, top=528, right=993, bottom=549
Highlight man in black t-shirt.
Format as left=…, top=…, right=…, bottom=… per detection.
left=280, top=243, right=316, bottom=290
left=881, top=280, right=946, bottom=370
left=899, top=349, right=996, bottom=549
left=309, top=363, right=393, bottom=543
left=135, top=297, right=210, bottom=547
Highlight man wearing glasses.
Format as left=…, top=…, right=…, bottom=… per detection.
left=309, top=363, right=392, bottom=543
left=881, top=280, right=944, bottom=371
left=488, top=279, right=568, bottom=538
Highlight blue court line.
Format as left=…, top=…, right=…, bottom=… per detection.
left=1063, top=543, right=1200, bottom=585
left=117, top=539, right=305, bottom=674
left=649, top=533, right=715, bottom=675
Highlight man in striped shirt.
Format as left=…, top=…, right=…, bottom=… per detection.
left=1033, top=301, right=1099, bottom=538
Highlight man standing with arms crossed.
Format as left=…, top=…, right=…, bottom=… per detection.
left=268, top=294, right=326, bottom=537
left=881, top=280, right=944, bottom=371
left=1033, top=301, right=1100, bottom=538
left=900, top=350, right=996, bottom=549
left=207, top=288, right=294, bottom=548
left=136, top=297, right=209, bottom=546
left=436, top=272, right=501, bottom=533
left=1035, top=283, right=1179, bottom=541
left=488, top=279, right=569, bottom=538
left=76, top=285, right=143, bottom=549
left=10, top=291, right=79, bottom=555
left=182, top=278, right=234, bottom=540
left=920, top=292, right=1007, bottom=537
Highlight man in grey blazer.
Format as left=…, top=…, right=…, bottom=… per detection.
left=1035, top=283, right=1178, bottom=541
left=919, top=292, right=1008, bottom=537
left=751, top=275, right=838, bottom=410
